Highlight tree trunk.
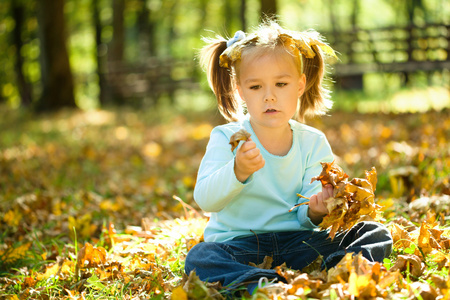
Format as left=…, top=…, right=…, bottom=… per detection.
left=350, top=0, right=359, bottom=31
left=108, top=0, right=126, bottom=105
left=166, top=0, right=177, bottom=104
left=36, top=0, right=76, bottom=111
left=11, top=0, right=33, bottom=107
left=92, top=0, right=107, bottom=106
left=240, top=0, right=247, bottom=31
left=110, top=0, right=125, bottom=61
left=327, top=0, right=338, bottom=33
left=260, top=0, right=277, bottom=20
left=224, top=0, right=233, bottom=35
left=137, top=0, right=155, bottom=56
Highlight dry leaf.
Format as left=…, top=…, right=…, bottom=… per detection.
left=310, top=161, right=349, bottom=187
left=390, top=254, right=425, bottom=278
left=249, top=256, right=273, bottom=269
left=306, top=161, right=382, bottom=239
left=77, top=242, right=107, bottom=269
left=229, top=129, right=251, bottom=152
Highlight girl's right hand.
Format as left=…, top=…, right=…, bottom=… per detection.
left=234, top=138, right=265, bottom=183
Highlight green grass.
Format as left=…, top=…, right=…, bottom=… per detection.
left=0, top=92, right=449, bottom=298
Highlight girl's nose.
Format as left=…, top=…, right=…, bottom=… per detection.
left=264, top=88, right=276, bottom=102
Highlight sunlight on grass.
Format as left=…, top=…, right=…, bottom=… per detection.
left=334, top=86, right=449, bottom=114
left=358, top=87, right=449, bottom=113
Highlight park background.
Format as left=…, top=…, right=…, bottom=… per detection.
left=0, top=0, right=449, bottom=299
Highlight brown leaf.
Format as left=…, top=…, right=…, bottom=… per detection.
left=389, top=223, right=413, bottom=250
left=229, top=129, right=251, bottom=152
left=249, top=255, right=273, bottom=269
left=307, top=162, right=381, bottom=240
left=390, top=254, right=425, bottom=277
left=418, top=221, right=441, bottom=256
left=409, top=281, right=438, bottom=300
left=365, top=167, right=377, bottom=191
left=310, top=161, right=349, bottom=187
left=76, top=242, right=107, bottom=269
left=182, top=271, right=224, bottom=300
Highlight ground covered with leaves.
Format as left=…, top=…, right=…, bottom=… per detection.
left=0, top=105, right=449, bottom=299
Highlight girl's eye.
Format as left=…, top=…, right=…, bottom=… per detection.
left=276, top=82, right=287, bottom=87
left=250, top=85, right=261, bottom=90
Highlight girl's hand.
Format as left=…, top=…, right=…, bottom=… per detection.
left=308, top=184, right=333, bottom=225
left=234, top=138, right=265, bottom=183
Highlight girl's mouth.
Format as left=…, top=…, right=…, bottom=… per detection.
left=265, top=108, right=278, bottom=113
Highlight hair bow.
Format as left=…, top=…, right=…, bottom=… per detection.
left=226, top=30, right=246, bottom=48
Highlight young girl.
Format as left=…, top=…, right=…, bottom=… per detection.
left=185, top=21, right=392, bottom=296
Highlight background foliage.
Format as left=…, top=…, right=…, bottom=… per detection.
left=0, top=0, right=448, bottom=110
left=0, top=0, right=449, bottom=298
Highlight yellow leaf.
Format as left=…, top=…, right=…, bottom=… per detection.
left=37, top=263, right=59, bottom=281
left=77, top=242, right=107, bottom=268
left=190, top=123, right=213, bottom=140
left=0, top=242, right=31, bottom=264
left=142, top=142, right=162, bottom=158
left=100, top=199, right=121, bottom=212
left=348, top=272, right=359, bottom=297
left=171, top=286, right=188, bottom=300
left=68, top=214, right=95, bottom=239
left=3, top=209, right=22, bottom=227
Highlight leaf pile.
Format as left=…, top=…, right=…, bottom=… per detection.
left=310, top=161, right=382, bottom=239
left=177, top=213, right=450, bottom=300
left=0, top=107, right=448, bottom=299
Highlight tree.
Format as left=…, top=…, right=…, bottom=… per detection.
left=36, top=0, right=76, bottom=111
left=240, top=0, right=247, bottom=31
left=107, top=0, right=126, bottom=105
left=260, top=0, right=277, bottom=19
left=137, top=0, right=156, bottom=56
left=110, top=0, right=125, bottom=62
left=11, top=0, right=33, bottom=107
left=92, top=0, right=107, bottom=106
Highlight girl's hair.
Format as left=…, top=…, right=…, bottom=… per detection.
left=199, top=21, right=335, bottom=122
left=199, top=37, right=242, bottom=121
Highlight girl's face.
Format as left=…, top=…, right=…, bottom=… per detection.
left=236, top=49, right=306, bottom=132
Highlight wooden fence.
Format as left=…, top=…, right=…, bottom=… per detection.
left=325, top=23, right=449, bottom=89
left=106, top=57, right=199, bottom=105
left=106, top=23, right=449, bottom=100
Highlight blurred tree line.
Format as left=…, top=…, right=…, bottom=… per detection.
left=0, top=0, right=448, bottom=111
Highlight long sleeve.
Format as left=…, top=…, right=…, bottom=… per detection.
left=193, top=126, right=248, bottom=212
left=296, top=132, right=334, bottom=229
left=195, top=119, right=335, bottom=243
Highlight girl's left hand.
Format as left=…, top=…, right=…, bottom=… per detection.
left=308, top=184, right=333, bottom=225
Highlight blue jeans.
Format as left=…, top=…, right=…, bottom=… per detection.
left=185, top=221, right=392, bottom=295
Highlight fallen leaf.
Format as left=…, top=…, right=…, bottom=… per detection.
left=171, top=285, right=188, bottom=300
left=77, top=242, right=107, bottom=269
left=390, top=254, right=425, bottom=278
left=305, top=161, right=382, bottom=239
left=310, top=161, right=349, bottom=187
left=249, top=255, right=273, bottom=269
left=229, top=129, right=251, bottom=152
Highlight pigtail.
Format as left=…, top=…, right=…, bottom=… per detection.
left=199, top=38, right=240, bottom=122
left=297, top=36, right=333, bottom=122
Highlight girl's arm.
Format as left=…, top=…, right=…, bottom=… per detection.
left=193, top=128, right=248, bottom=212
left=296, top=134, right=334, bottom=229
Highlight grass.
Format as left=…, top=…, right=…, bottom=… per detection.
left=0, top=85, right=449, bottom=298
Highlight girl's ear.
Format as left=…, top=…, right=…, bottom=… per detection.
left=298, top=74, right=306, bottom=97
left=237, top=84, right=245, bottom=102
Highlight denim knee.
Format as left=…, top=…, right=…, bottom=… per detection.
left=185, top=242, right=211, bottom=274
left=323, top=221, right=393, bottom=268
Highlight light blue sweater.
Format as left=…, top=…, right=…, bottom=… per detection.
left=194, top=117, right=334, bottom=243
